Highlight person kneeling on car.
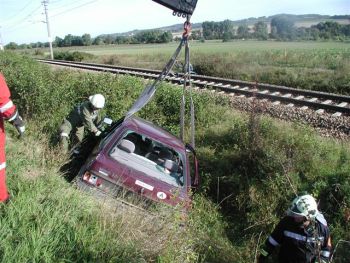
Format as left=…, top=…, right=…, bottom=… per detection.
left=59, top=94, right=105, bottom=153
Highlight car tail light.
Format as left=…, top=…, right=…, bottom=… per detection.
left=82, top=171, right=102, bottom=187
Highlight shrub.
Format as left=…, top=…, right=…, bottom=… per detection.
left=53, top=51, right=95, bottom=61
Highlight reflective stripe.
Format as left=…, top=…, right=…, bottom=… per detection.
left=268, top=236, right=280, bottom=246
left=260, top=248, right=269, bottom=257
left=284, top=231, right=306, bottom=241
left=321, top=250, right=331, bottom=258
left=60, top=132, right=69, bottom=137
left=316, top=213, right=328, bottom=226
left=0, top=100, right=13, bottom=113
left=307, top=236, right=324, bottom=243
left=8, top=110, right=18, bottom=121
left=0, top=162, right=6, bottom=171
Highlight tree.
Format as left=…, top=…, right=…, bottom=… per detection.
left=5, top=42, right=18, bottom=49
left=309, top=27, right=320, bottom=40
left=159, top=31, right=172, bottom=43
left=270, top=25, right=278, bottom=39
left=63, top=34, right=73, bottom=46
left=202, top=21, right=216, bottom=39
left=254, top=21, right=268, bottom=40
left=92, top=36, right=104, bottom=45
left=237, top=25, right=250, bottom=39
left=191, top=30, right=202, bottom=40
left=134, top=30, right=171, bottom=44
left=270, top=16, right=295, bottom=40
left=114, top=36, right=124, bottom=44
left=315, top=21, right=341, bottom=39
left=221, top=20, right=234, bottom=40
left=103, top=35, right=114, bottom=44
left=342, top=24, right=350, bottom=36
left=81, top=33, right=92, bottom=46
left=18, top=44, right=28, bottom=49
left=202, top=20, right=234, bottom=40
left=54, top=36, right=64, bottom=47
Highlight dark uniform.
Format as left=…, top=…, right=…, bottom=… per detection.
left=59, top=101, right=102, bottom=152
left=259, top=214, right=331, bottom=263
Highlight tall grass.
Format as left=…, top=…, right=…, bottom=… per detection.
left=3, top=133, right=237, bottom=262
left=1, top=52, right=350, bottom=262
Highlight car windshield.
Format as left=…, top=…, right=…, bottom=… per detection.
left=109, top=130, right=185, bottom=187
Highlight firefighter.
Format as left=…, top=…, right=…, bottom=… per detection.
left=0, top=73, right=25, bottom=203
left=59, top=94, right=105, bottom=153
left=258, top=194, right=332, bottom=263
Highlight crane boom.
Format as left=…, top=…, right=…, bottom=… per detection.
left=152, top=0, right=198, bottom=15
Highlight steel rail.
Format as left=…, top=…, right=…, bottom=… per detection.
left=37, top=59, right=350, bottom=116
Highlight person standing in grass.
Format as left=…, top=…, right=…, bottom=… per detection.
left=0, top=73, right=25, bottom=203
left=258, top=194, right=332, bottom=263
left=59, top=94, right=105, bottom=153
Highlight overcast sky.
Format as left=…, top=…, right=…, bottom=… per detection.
left=0, top=0, right=349, bottom=45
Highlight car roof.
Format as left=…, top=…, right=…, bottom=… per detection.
left=120, top=117, right=185, bottom=150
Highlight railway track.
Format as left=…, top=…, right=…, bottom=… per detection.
left=38, top=59, right=350, bottom=117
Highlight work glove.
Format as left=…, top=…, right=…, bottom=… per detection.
left=95, top=130, right=102, bottom=137
left=16, top=124, right=25, bottom=138
left=9, top=113, right=25, bottom=138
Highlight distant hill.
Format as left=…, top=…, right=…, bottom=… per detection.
left=98, top=14, right=350, bottom=38
left=99, top=23, right=202, bottom=38
left=222, top=14, right=350, bottom=27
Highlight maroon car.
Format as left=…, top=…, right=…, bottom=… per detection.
left=77, top=116, right=199, bottom=208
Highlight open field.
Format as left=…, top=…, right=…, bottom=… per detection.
left=49, top=40, right=350, bottom=55
left=30, top=40, right=350, bottom=95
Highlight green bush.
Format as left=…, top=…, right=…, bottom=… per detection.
left=53, top=51, right=95, bottom=61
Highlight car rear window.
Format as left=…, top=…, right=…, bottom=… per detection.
left=109, top=130, right=185, bottom=187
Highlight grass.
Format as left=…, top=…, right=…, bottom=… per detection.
left=1, top=52, right=350, bottom=262
left=2, top=127, right=237, bottom=262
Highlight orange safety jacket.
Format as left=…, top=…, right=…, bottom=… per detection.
left=0, top=73, right=17, bottom=202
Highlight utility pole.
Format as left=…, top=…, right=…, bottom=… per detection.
left=42, top=0, right=53, bottom=59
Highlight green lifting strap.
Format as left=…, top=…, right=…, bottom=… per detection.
left=125, top=15, right=195, bottom=148
left=180, top=15, right=195, bottom=148
left=125, top=11, right=196, bottom=148
left=125, top=36, right=186, bottom=119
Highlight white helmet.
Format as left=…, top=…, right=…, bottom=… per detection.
left=89, top=94, right=105, bottom=109
left=288, top=194, right=319, bottom=219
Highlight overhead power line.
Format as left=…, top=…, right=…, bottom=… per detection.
left=50, top=0, right=92, bottom=11
left=2, top=4, right=42, bottom=30
left=1, top=0, right=102, bottom=44
left=0, top=0, right=33, bottom=24
left=51, top=0, right=99, bottom=18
